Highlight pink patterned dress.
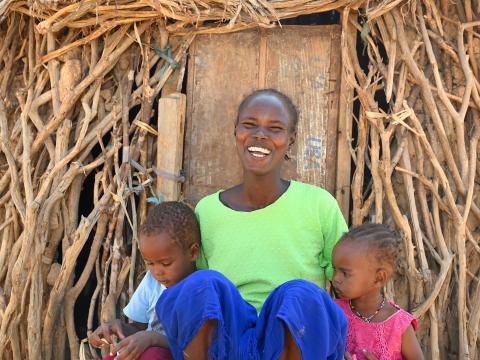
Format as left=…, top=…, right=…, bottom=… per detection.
left=336, top=299, right=418, bottom=360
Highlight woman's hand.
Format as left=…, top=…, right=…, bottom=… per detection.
left=110, top=331, right=157, bottom=360
left=88, top=319, right=126, bottom=348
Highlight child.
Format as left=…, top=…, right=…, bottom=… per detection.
left=88, top=201, right=200, bottom=360
left=332, top=223, right=424, bottom=360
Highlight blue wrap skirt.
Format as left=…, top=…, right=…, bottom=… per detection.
left=156, top=270, right=346, bottom=360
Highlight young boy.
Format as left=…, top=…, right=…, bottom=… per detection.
left=88, top=201, right=200, bottom=360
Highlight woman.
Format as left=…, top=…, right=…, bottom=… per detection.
left=156, top=89, right=348, bottom=359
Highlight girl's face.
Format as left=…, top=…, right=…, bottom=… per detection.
left=332, top=241, right=382, bottom=300
left=235, top=94, right=296, bottom=175
left=139, top=231, right=198, bottom=288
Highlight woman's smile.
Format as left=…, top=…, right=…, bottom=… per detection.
left=247, top=146, right=272, bottom=158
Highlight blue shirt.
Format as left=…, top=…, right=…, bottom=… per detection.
left=123, top=271, right=166, bottom=333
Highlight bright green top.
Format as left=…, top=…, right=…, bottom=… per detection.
left=195, top=180, right=348, bottom=312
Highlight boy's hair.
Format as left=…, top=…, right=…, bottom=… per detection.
left=340, top=223, right=400, bottom=271
left=236, top=88, right=299, bottom=132
left=139, top=201, right=200, bottom=250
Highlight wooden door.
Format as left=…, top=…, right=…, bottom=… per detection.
left=183, top=26, right=348, bottom=210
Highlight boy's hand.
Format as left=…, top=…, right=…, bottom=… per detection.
left=110, top=331, right=152, bottom=360
left=88, top=320, right=127, bottom=348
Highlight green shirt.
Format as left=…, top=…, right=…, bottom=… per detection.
left=196, top=180, right=347, bottom=312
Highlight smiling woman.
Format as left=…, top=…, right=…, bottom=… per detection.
left=155, top=89, right=349, bottom=360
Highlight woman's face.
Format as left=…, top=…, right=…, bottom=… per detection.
left=235, top=94, right=296, bottom=176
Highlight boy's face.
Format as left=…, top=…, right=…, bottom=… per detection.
left=139, top=231, right=199, bottom=288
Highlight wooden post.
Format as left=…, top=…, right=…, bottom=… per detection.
left=335, top=12, right=355, bottom=223
left=156, top=93, right=186, bottom=201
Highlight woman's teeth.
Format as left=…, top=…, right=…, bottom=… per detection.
left=247, top=146, right=271, bottom=158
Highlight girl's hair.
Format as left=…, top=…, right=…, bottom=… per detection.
left=340, top=223, right=400, bottom=270
left=139, top=201, right=200, bottom=250
left=236, top=88, right=299, bottom=131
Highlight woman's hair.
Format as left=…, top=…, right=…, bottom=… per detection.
left=139, top=201, right=200, bottom=250
left=236, top=88, right=299, bottom=131
left=340, top=223, right=400, bottom=271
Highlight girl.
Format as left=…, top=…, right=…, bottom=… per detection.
left=332, top=223, right=424, bottom=360
left=155, top=89, right=348, bottom=359
left=88, top=201, right=200, bottom=360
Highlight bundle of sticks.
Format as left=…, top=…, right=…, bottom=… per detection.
left=0, top=0, right=479, bottom=359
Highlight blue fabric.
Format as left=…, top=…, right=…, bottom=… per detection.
left=156, top=270, right=347, bottom=360
left=156, top=270, right=258, bottom=359
left=257, top=280, right=347, bottom=360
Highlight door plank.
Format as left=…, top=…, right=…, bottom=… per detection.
left=157, top=93, right=186, bottom=201
left=264, top=25, right=341, bottom=191
left=184, top=30, right=260, bottom=203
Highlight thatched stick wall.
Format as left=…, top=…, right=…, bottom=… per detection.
left=0, top=1, right=479, bottom=359
left=341, top=3, right=480, bottom=358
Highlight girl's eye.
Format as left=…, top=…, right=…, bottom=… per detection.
left=270, top=126, right=285, bottom=132
left=161, top=262, right=173, bottom=267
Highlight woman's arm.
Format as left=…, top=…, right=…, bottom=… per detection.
left=319, top=196, right=348, bottom=280
left=401, top=325, right=424, bottom=360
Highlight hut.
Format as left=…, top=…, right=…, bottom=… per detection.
left=0, top=0, right=479, bottom=359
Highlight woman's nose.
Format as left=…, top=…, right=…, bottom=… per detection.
left=253, top=128, right=267, bottom=138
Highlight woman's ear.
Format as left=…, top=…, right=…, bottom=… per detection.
left=189, top=243, right=200, bottom=261
left=289, top=131, right=296, bottom=147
